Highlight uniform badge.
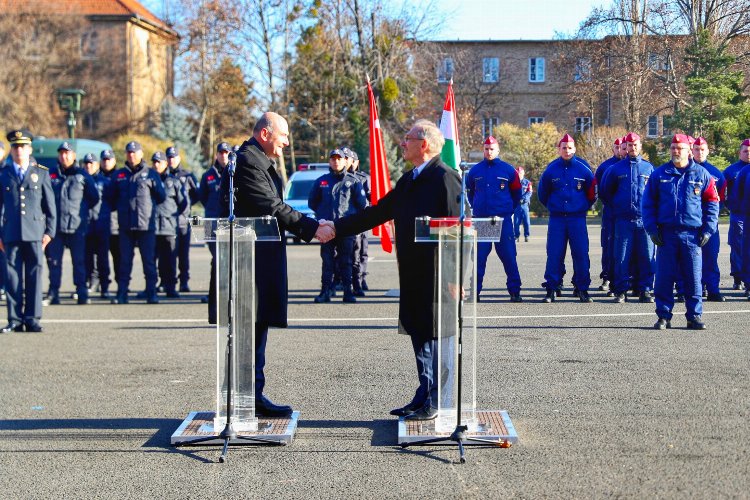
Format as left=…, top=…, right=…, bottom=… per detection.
left=31, top=173, right=38, bottom=183
left=345, top=181, right=352, bottom=188
left=500, top=182, right=506, bottom=190
left=694, top=187, right=700, bottom=195
left=577, top=181, right=583, bottom=190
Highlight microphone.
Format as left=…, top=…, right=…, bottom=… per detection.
left=227, top=151, right=237, bottom=176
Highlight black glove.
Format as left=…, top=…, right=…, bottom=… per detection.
left=699, top=233, right=711, bottom=247
left=649, top=232, right=663, bottom=247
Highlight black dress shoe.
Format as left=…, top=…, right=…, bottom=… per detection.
left=179, top=284, right=191, bottom=293
left=706, top=292, right=725, bottom=302
left=543, top=290, right=555, bottom=303
left=389, top=402, right=423, bottom=417
left=201, top=295, right=209, bottom=304
left=578, top=290, right=593, bottom=303
left=613, top=293, right=626, bottom=303
left=509, top=293, right=523, bottom=303
left=686, top=317, right=706, bottom=330
left=256, top=395, right=293, bottom=417
left=654, top=318, right=671, bottom=330
left=25, top=322, right=43, bottom=333
left=1, top=322, right=24, bottom=333
left=675, top=294, right=685, bottom=303
left=639, top=291, right=654, bottom=303
left=403, top=405, right=438, bottom=421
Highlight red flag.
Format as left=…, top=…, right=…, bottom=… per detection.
left=367, top=81, right=393, bottom=253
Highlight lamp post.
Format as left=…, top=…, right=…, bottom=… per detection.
left=56, top=88, right=86, bottom=139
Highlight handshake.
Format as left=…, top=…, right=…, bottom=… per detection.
left=315, top=219, right=337, bottom=243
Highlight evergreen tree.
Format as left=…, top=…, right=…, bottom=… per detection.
left=152, top=99, right=205, bottom=171
left=668, top=30, right=750, bottom=163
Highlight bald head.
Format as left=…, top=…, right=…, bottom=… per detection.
left=253, top=112, right=290, bottom=158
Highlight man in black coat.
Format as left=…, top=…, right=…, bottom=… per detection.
left=330, top=119, right=463, bottom=421
left=220, top=111, right=334, bottom=417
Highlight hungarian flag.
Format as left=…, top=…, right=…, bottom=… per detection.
left=439, top=80, right=461, bottom=170
left=366, top=80, right=393, bottom=253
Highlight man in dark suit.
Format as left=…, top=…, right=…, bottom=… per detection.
left=329, top=119, right=463, bottom=421
left=220, top=111, right=334, bottom=417
left=0, top=129, right=56, bottom=333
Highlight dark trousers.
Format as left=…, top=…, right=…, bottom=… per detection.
left=352, top=232, right=368, bottom=288
left=476, top=216, right=522, bottom=295
left=0, top=249, right=6, bottom=291
left=513, top=203, right=530, bottom=238
left=543, top=215, right=590, bottom=291
left=86, top=229, right=111, bottom=293
left=701, top=230, right=721, bottom=294
left=45, top=231, right=88, bottom=299
left=320, top=236, right=355, bottom=291
left=208, top=242, right=217, bottom=323
left=410, top=335, right=438, bottom=409
left=612, top=218, right=655, bottom=294
left=655, top=229, right=703, bottom=321
left=156, top=234, right=178, bottom=292
left=4, top=241, right=44, bottom=324
left=177, top=225, right=191, bottom=287
left=110, top=234, right=121, bottom=285
left=118, top=229, right=157, bottom=294
left=728, top=214, right=743, bottom=281
left=600, top=213, right=614, bottom=281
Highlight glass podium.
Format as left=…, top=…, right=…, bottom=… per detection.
left=414, top=216, right=503, bottom=433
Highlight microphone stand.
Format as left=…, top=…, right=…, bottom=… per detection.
left=175, top=151, right=283, bottom=463
left=401, top=164, right=507, bottom=464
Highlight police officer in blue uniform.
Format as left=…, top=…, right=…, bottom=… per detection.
left=599, top=132, right=655, bottom=303
left=110, top=141, right=167, bottom=304
left=153, top=151, right=187, bottom=298
left=82, top=153, right=114, bottom=299
left=45, top=142, right=100, bottom=305
left=594, top=137, right=625, bottom=293
left=166, top=146, right=199, bottom=293
left=723, top=139, right=750, bottom=290
left=308, top=148, right=366, bottom=303
left=735, top=142, right=750, bottom=299
left=466, top=136, right=523, bottom=302
left=691, top=137, right=727, bottom=302
left=347, top=149, right=371, bottom=295
left=0, top=141, right=8, bottom=302
left=538, top=133, right=596, bottom=303
left=642, top=134, right=720, bottom=330
left=1, top=130, right=56, bottom=333
left=99, top=150, right=121, bottom=288
left=513, top=166, right=532, bottom=242
left=199, top=142, right=231, bottom=323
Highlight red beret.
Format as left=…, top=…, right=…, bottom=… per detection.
left=672, top=134, right=691, bottom=145
left=741, top=139, right=750, bottom=147
left=625, top=132, right=641, bottom=143
left=613, top=137, right=622, bottom=146
left=688, top=136, right=695, bottom=145
left=558, top=133, right=575, bottom=146
left=484, top=136, right=498, bottom=145
left=693, top=137, right=708, bottom=146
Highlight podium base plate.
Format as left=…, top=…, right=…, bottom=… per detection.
left=171, top=411, right=299, bottom=446
left=398, top=410, right=517, bottom=446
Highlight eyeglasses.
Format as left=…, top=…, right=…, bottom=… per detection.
left=404, top=135, right=423, bottom=142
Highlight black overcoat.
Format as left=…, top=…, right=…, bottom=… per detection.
left=335, top=156, right=462, bottom=342
left=221, top=137, right=318, bottom=327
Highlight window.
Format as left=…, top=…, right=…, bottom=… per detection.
left=647, top=116, right=658, bottom=137
left=529, top=57, right=545, bottom=82
left=574, top=58, right=591, bottom=82
left=574, top=117, right=592, bottom=134
left=482, top=57, right=499, bottom=83
left=437, top=57, right=454, bottom=83
left=80, top=29, right=98, bottom=59
left=528, top=117, right=545, bottom=126
left=482, top=117, right=500, bottom=138
left=648, top=52, right=659, bottom=70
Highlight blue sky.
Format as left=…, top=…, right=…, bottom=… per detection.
left=142, top=0, right=607, bottom=40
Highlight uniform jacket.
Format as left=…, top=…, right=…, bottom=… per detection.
left=352, top=169, right=371, bottom=205
left=599, top=155, right=654, bottom=220
left=334, top=155, right=462, bottom=342
left=49, top=163, right=100, bottom=234
left=594, top=156, right=620, bottom=218
left=696, top=160, right=727, bottom=207
left=722, top=160, right=749, bottom=215
left=111, top=161, right=167, bottom=232
left=0, top=160, right=57, bottom=243
left=465, top=158, right=521, bottom=217
left=642, top=159, right=720, bottom=236
left=519, top=178, right=533, bottom=205
left=89, top=171, right=114, bottom=234
left=101, top=169, right=119, bottom=235
left=735, top=165, right=750, bottom=217
left=308, top=170, right=366, bottom=220
left=170, top=166, right=199, bottom=229
left=156, top=172, right=187, bottom=236
left=199, top=163, right=224, bottom=218
left=537, top=156, right=596, bottom=216
left=220, top=136, right=319, bottom=328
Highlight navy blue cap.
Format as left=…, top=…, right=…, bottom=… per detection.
left=340, top=147, right=353, bottom=158
left=350, top=150, right=358, bottom=160
left=329, top=149, right=344, bottom=158
left=125, top=141, right=142, bottom=153
left=100, top=149, right=114, bottom=160
left=82, top=153, right=96, bottom=163
left=217, top=142, right=231, bottom=153
left=57, top=141, right=73, bottom=152
left=232, top=145, right=240, bottom=153
left=151, top=152, right=164, bottom=162
left=6, top=129, right=33, bottom=145
left=166, top=146, right=178, bottom=158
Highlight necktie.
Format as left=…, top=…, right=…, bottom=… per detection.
left=18, top=168, right=26, bottom=183
left=412, top=168, right=419, bottom=180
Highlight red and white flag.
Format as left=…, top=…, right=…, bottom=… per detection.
left=367, top=80, right=393, bottom=253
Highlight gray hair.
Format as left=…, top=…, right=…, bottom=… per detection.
left=411, top=119, right=445, bottom=155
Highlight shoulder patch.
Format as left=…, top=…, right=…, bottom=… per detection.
left=36, top=165, right=49, bottom=171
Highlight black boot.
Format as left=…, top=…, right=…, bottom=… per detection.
left=343, top=288, right=357, bottom=303
left=686, top=316, right=706, bottom=330
left=578, top=290, right=593, bottom=303
left=639, top=291, right=654, bottom=303
left=543, top=290, right=556, bottom=303
left=314, top=289, right=331, bottom=303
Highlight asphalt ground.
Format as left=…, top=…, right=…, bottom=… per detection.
left=1, top=223, right=748, bottom=499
